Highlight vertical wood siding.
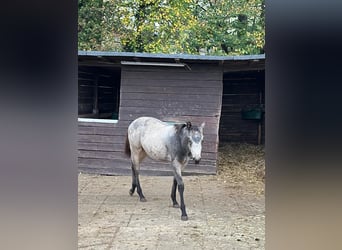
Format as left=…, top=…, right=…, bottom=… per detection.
left=78, top=64, right=223, bottom=175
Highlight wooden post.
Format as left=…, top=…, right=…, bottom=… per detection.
left=257, top=90, right=262, bottom=145
left=93, top=76, right=99, bottom=118
left=258, top=123, right=262, bottom=145
left=115, top=79, right=120, bottom=118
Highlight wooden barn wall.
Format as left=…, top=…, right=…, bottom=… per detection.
left=219, top=70, right=265, bottom=144
left=78, top=64, right=223, bottom=176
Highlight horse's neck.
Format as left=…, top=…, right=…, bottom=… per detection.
left=175, top=128, right=190, bottom=156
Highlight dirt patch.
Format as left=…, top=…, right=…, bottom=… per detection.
left=216, top=143, right=265, bottom=195
left=78, top=143, right=265, bottom=249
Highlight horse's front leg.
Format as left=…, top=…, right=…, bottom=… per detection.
left=170, top=177, right=179, bottom=208
left=172, top=160, right=188, bottom=221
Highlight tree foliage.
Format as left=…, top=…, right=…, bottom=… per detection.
left=78, top=0, right=265, bottom=55
left=78, top=0, right=104, bottom=50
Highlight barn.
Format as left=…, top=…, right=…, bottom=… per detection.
left=78, top=51, right=265, bottom=175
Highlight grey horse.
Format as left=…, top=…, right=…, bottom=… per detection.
left=125, top=117, right=205, bottom=221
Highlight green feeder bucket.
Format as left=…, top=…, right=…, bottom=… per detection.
left=241, top=109, right=262, bottom=120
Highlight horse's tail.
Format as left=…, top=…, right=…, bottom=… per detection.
left=124, top=134, right=131, bottom=157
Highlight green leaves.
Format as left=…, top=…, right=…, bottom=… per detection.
left=78, top=0, right=265, bottom=55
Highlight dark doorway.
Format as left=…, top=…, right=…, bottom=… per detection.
left=219, top=70, right=265, bottom=144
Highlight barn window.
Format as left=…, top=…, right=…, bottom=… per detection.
left=78, top=66, right=121, bottom=121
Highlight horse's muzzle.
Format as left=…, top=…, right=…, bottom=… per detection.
left=194, top=159, right=201, bottom=164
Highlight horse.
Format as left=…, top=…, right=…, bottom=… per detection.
left=125, top=116, right=205, bottom=221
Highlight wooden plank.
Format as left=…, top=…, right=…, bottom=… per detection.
left=78, top=121, right=123, bottom=128
left=122, top=65, right=221, bottom=74
left=78, top=146, right=217, bottom=160
left=122, top=72, right=221, bottom=81
left=78, top=150, right=124, bottom=160
left=122, top=79, right=222, bottom=88
left=78, top=98, right=94, bottom=104
left=139, top=160, right=217, bottom=172
left=78, top=157, right=129, bottom=166
left=78, top=142, right=216, bottom=159
left=77, top=141, right=217, bottom=156
left=79, top=164, right=216, bottom=176
left=120, top=85, right=221, bottom=95
left=78, top=126, right=96, bottom=134
left=78, top=142, right=125, bottom=152
left=119, top=106, right=221, bottom=118
left=121, top=92, right=221, bottom=103
left=78, top=134, right=126, bottom=143
left=79, top=166, right=131, bottom=176
left=78, top=156, right=216, bottom=168
left=78, top=150, right=217, bottom=167
left=120, top=99, right=221, bottom=110
left=93, top=126, right=127, bottom=136
left=78, top=158, right=216, bottom=174
left=78, top=92, right=95, bottom=99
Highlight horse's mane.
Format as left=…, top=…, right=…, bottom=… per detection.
left=174, top=121, right=203, bottom=135
left=174, top=120, right=193, bottom=135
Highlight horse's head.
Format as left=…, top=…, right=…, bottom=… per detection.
left=185, top=121, right=205, bottom=164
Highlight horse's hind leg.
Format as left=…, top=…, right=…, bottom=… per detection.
left=130, top=164, right=146, bottom=202
left=171, top=177, right=179, bottom=208
left=129, top=165, right=137, bottom=196
left=130, top=149, right=147, bottom=202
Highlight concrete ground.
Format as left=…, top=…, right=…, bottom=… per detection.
left=78, top=173, right=265, bottom=250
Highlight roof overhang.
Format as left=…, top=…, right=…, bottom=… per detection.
left=78, top=51, right=265, bottom=72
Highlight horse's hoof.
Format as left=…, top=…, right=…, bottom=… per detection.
left=181, top=215, right=188, bottom=221
left=173, top=204, right=180, bottom=208
left=129, top=190, right=134, bottom=196
left=140, top=197, right=147, bottom=202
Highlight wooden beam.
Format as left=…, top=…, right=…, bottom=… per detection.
left=93, top=76, right=99, bottom=117
left=121, top=61, right=186, bottom=67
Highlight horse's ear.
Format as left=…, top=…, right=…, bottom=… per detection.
left=186, top=121, right=192, bottom=130
left=199, top=122, right=205, bottom=133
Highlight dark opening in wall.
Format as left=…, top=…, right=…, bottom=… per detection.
left=78, top=66, right=121, bottom=119
left=219, top=70, right=265, bottom=144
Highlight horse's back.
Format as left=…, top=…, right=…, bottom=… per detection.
left=129, top=117, right=166, bottom=131
left=128, top=117, right=173, bottom=161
